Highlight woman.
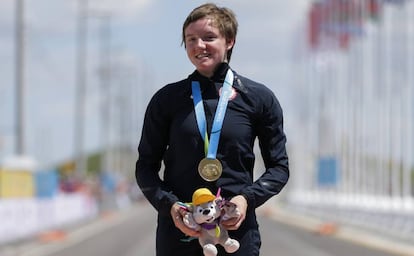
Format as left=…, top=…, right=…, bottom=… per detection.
left=136, top=3, right=289, bottom=256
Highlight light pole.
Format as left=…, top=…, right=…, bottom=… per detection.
left=75, top=0, right=88, bottom=177
left=15, top=0, right=25, bottom=155
left=98, top=14, right=111, bottom=174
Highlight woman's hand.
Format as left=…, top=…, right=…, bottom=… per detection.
left=220, top=195, right=248, bottom=230
left=170, top=202, right=200, bottom=237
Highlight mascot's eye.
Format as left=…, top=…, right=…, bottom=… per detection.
left=198, top=208, right=203, bottom=213
left=210, top=205, right=214, bottom=209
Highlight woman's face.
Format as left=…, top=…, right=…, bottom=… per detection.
left=184, top=18, right=234, bottom=78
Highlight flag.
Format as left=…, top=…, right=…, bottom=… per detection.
left=363, top=0, right=407, bottom=24
left=367, top=0, right=382, bottom=21
left=308, top=2, right=323, bottom=50
left=307, top=0, right=365, bottom=51
left=320, top=0, right=365, bottom=37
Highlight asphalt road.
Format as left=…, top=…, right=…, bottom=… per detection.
left=2, top=202, right=411, bottom=256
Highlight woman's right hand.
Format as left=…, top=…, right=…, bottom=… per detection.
left=170, top=202, right=200, bottom=237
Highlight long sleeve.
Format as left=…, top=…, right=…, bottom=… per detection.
left=240, top=88, right=289, bottom=209
left=135, top=88, right=178, bottom=216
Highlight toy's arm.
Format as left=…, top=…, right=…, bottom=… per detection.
left=221, top=200, right=241, bottom=221
left=177, top=201, right=201, bottom=231
left=183, top=212, right=201, bottom=231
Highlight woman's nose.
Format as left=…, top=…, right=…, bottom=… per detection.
left=196, top=38, right=206, bottom=48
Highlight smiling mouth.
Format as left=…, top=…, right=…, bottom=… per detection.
left=206, top=217, right=214, bottom=222
left=196, top=53, right=209, bottom=59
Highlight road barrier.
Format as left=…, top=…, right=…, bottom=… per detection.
left=0, top=193, right=98, bottom=245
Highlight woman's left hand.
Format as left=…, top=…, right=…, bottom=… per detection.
left=220, top=195, right=248, bottom=230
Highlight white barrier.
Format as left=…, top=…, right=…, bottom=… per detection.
left=0, top=193, right=98, bottom=244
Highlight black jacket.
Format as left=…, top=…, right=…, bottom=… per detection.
left=136, top=63, right=289, bottom=217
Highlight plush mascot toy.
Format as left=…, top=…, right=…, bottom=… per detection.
left=180, top=188, right=240, bottom=256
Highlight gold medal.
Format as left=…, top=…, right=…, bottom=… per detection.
left=198, top=158, right=222, bottom=181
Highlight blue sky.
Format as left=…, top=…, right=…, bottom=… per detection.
left=0, top=1, right=311, bottom=168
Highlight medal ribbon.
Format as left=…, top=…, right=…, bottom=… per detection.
left=192, top=69, right=234, bottom=159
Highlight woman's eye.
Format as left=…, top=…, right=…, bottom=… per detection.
left=186, top=37, right=196, bottom=43
left=204, top=36, right=215, bottom=42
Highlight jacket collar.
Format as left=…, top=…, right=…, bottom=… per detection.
left=188, top=63, right=244, bottom=92
left=189, top=62, right=229, bottom=84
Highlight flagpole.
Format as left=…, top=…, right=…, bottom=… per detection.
left=389, top=4, right=402, bottom=203
left=362, top=0, right=375, bottom=196
left=354, top=0, right=363, bottom=200
left=306, top=10, right=315, bottom=195
left=359, top=0, right=369, bottom=198
left=385, top=3, right=394, bottom=203
left=394, top=3, right=405, bottom=204
left=403, top=0, right=414, bottom=203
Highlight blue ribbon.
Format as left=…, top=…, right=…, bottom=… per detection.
left=192, top=69, right=234, bottom=159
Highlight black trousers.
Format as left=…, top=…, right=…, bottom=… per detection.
left=155, top=212, right=261, bottom=256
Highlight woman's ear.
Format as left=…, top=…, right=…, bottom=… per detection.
left=226, top=38, right=235, bottom=50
